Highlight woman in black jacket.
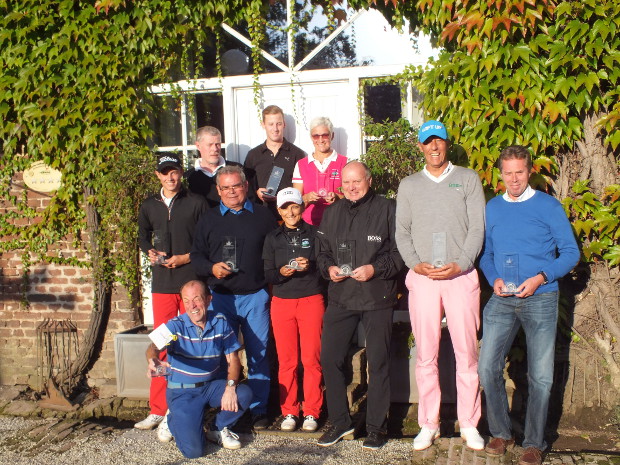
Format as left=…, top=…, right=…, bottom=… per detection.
left=262, top=188, right=325, bottom=433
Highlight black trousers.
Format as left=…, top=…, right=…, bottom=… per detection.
left=320, top=305, right=393, bottom=434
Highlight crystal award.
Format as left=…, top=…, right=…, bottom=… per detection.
left=152, top=229, right=170, bottom=265
left=502, top=253, right=519, bottom=294
left=285, top=232, right=303, bottom=270
left=431, top=232, right=447, bottom=268
left=316, top=171, right=329, bottom=198
left=222, top=236, right=239, bottom=273
left=336, top=240, right=354, bottom=276
left=264, top=166, right=285, bottom=198
left=152, top=365, right=171, bottom=377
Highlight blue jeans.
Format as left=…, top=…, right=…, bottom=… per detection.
left=212, top=288, right=270, bottom=415
left=167, top=380, right=252, bottom=458
left=478, top=291, right=558, bottom=450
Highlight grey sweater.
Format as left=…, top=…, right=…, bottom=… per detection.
left=395, top=166, right=485, bottom=272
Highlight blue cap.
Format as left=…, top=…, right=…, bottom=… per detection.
left=418, top=120, right=448, bottom=143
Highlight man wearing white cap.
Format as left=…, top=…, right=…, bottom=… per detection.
left=262, top=188, right=325, bottom=433
left=395, top=120, right=486, bottom=451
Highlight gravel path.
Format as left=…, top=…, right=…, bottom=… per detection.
left=0, top=416, right=412, bottom=465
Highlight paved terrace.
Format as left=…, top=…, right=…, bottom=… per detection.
left=0, top=386, right=618, bottom=465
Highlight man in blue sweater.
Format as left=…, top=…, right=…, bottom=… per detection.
left=478, top=146, right=579, bottom=465
left=191, top=164, right=278, bottom=430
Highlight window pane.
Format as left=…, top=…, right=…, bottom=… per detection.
left=364, top=84, right=402, bottom=123
left=150, top=96, right=182, bottom=147
left=193, top=93, right=225, bottom=140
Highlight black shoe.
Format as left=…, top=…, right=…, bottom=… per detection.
left=252, top=414, right=270, bottom=430
left=362, top=431, right=387, bottom=450
left=317, top=424, right=355, bottom=447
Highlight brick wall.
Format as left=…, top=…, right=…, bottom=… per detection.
left=0, top=177, right=141, bottom=389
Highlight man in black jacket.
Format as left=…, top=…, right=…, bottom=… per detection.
left=316, top=161, right=404, bottom=450
left=136, top=153, right=208, bottom=440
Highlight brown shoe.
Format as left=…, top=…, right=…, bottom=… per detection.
left=518, top=447, right=543, bottom=465
left=484, top=437, right=515, bottom=456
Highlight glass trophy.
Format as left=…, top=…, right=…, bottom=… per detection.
left=153, top=365, right=171, bottom=377
left=264, top=166, right=285, bottom=198
left=336, top=240, right=354, bottom=276
left=152, top=229, right=170, bottom=265
left=316, top=171, right=329, bottom=198
left=502, top=253, right=519, bottom=294
left=222, top=236, right=239, bottom=273
left=285, top=232, right=303, bottom=270
left=431, top=232, right=447, bottom=268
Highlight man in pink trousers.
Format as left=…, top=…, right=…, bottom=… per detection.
left=395, top=120, right=486, bottom=451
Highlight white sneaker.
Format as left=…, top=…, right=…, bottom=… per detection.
left=280, top=414, right=298, bottom=431
left=460, top=427, right=484, bottom=450
left=157, top=413, right=173, bottom=442
left=207, top=427, right=241, bottom=450
left=413, top=427, right=439, bottom=451
left=302, top=415, right=318, bottom=432
left=134, top=414, right=164, bottom=430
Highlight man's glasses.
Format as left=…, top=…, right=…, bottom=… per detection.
left=311, top=133, right=330, bottom=140
left=219, top=183, right=244, bottom=192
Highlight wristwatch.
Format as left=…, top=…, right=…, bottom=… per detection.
left=537, top=271, right=549, bottom=285
left=226, top=379, right=237, bottom=388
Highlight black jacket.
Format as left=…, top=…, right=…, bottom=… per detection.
left=138, top=188, right=208, bottom=294
left=316, top=190, right=404, bottom=310
left=262, top=221, right=324, bottom=299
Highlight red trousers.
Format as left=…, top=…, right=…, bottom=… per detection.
left=149, top=293, right=185, bottom=416
left=271, top=294, right=325, bottom=418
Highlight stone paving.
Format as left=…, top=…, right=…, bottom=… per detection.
left=0, top=385, right=618, bottom=464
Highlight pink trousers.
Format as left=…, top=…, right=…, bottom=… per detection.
left=150, top=293, right=185, bottom=416
left=406, top=268, right=481, bottom=429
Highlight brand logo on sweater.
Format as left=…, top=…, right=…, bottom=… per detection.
left=367, top=235, right=382, bottom=242
left=449, top=183, right=463, bottom=188
left=301, top=238, right=311, bottom=248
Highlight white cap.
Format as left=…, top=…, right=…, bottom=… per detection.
left=276, top=188, right=303, bottom=208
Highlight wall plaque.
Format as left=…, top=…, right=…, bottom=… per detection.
left=23, top=161, right=62, bottom=193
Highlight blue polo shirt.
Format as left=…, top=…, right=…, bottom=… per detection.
left=164, top=312, right=240, bottom=384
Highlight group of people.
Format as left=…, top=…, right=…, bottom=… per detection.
left=135, top=107, right=579, bottom=465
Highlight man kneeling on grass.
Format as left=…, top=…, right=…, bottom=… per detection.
left=145, top=280, right=252, bottom=459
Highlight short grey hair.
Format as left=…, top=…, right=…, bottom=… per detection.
left=309, top=116, right=333, bottom=136
left=343, top=160, right=371, bottom=181
left=196, top=126, right=221, bottom=142
left=215, top=164, right=246, bottom=185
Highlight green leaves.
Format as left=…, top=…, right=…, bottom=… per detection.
left=564, top=182, right=620, bottom=266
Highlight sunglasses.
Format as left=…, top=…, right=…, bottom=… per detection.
left=311, top=133, right=330, bottom=140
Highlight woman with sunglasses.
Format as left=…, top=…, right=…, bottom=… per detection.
left=292, top=117, right=347, bottom=225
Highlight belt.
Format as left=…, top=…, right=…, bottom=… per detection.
left=167, top=381, right=209, bottom=389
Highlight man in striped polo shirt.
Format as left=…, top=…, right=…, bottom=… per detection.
left=146, top=280, right=253, bottom=458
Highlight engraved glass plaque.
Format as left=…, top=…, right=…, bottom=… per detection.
left=152, top=229, right=170, bottom=265
left=502, top=253, right=519, bottom=294
left=264, top=166, right=285, bottom=198
left=336, top=240, right=354, bottom=276
left=431, top=232, right=447, bottom=268
left=285, top=232, right=304, bottom=270
left=222, top=236, right=239, bottom=272
left=153, top=365, right=171, bottom=377
left=316, top=171, right=329, bottom=198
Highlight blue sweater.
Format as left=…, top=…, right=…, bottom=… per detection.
left=479, top=191, right=579, bottom=294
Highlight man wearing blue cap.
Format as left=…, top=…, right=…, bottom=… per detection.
left=395, top=120, right=486, bottom=451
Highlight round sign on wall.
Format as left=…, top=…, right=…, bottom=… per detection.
left=23, top=161, right=62, bottom=193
